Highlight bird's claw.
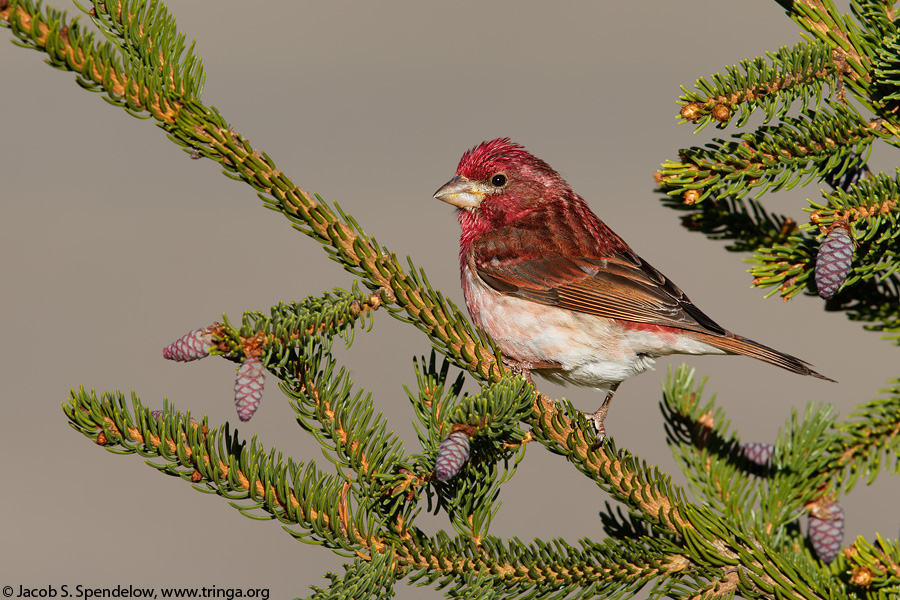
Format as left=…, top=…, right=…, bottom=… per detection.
left=585, top=384, right=618, bottom=448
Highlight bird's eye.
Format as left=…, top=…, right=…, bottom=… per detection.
left=490, top=173, right=507, bottom=187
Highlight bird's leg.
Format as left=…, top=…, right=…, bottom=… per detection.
left=586, top=382, right=620, bottom=440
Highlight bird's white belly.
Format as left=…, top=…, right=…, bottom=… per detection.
left=462, top=266, right=722, bottom=390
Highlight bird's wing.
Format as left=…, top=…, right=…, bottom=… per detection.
left=471, top=224, right=731, bottom=337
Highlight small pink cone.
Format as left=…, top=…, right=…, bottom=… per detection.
left=163, top=328, right=214, bottom=362
left=234, top=356, right=265, bottom=422
left=741, top=442, right=774, bottom=468
left=809, top=501, right=845, bottom=563
left=435, top=430, right=471, bottom=482
left=815, top=228, right=853, bottom=299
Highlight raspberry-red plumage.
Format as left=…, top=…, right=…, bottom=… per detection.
left=437, top=138, right=833, bottom=392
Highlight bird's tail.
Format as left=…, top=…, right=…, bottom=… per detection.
left=700, top=334, right=836, bottom=382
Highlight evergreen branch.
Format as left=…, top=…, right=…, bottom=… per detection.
left=62, top=387, right=694, bottom=598
left=226, top=283, right=384, bottom=361
left=2, top=0, right=780, bottom=537
left=752, top=170, right=900, bottom=300
left=1, top=1, right=183, bottom=121
left=660, top=367, right=761, bottom=523
left=280, top=339, right=424, bottom=533
left=2, top=0, right=504, bottom=384
left=871, top=30, right=900, bottom=111
left=657, top=192, right=799, bottom=254
left=760, top=406, right=836, bottom=535
left=832, top=534, right=900, bottom=594
left=402, top=531, right=687, bottom=600
left=661, top=368, right=838, bottom=553
left=850, top=0, right=897, bottom=51
left=308, top=552, right=398, bottom=600
left=658, top=103, right=880, bottom=204
left=427, top=377, right=533, bottom=540
left=77, top=0, right=205, bottom=99
left=678, top=41, right=837, bottom=131
left=836, top=275, right=900, bottom=343
left=829, top=386, right=900, bottom=493
left=527, top=394, right=836, bottom=600
left=63, top=388, right=381, bottom=553
left=63, top=384, right=833, bottom=599
left=776, top=0, right=872, bottom=87
left=406, top=352, right=468, bottom=449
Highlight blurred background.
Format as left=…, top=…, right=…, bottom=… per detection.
left=2, top=1, right=897, bottom=597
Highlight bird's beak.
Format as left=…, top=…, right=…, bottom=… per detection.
left=433, top=175, right=486, bottom=210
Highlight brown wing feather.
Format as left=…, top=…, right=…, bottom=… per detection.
left=471, top=224, right=729, bottom=337
left=470, top=219, right=835, bottom=382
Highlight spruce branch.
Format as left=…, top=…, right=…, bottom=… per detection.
left=832, top=534, right=900, bottom=593
left=660, top=368, right=838, bottom=552
left=660, top=367, right=761, bottom=522
left=1, top=0, right=753, bottom=524
left=10, top=0, right=900, bottom=597
left=678, top=41, right=837, bottom=131
left=829, top=386, right=900, bottom=493
left=3, top=0, right=504, bottom=383
left=751, top=170, right=900, bottom=301
left=776, top=0, right=872, bottom=86
left=659, top=103, right=881, bottom=205
left=62, top=387, right=694, bottom=599
left=658, top=193, right=799, bottom=254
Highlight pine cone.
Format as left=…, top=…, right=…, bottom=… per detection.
left=808, top=501, right=845, bottom=563
left=234, top=356, right=265, bottom=422
left=815, top=228, right=853, bottom=299
left=435, top=430, right=471, bottom=482
left=741, top=442, right=774, bottom=468
left=163, top=328, right=214, bottom=362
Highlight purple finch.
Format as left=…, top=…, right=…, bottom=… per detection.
left=434, top=138, right=833, bottom=435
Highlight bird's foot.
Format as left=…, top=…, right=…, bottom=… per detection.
left=585, top=402, right=610, bottom=440
left=586, top=383, right=619, bottom=446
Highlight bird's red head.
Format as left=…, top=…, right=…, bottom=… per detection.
left=434, top=138, right=571, bottom=241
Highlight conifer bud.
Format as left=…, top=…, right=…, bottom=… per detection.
left=741, top=442, right=774, bottom=468
left=711, top=104, right=731, bottom=122
left=163, top=328, right=214, bottom=362
left=808, top=501, right=844, bottom=563
left=815, top=228, right=853, bottom=299
left=435, top=430, right=471, bottom=482
left=234, top=356, right=265, bottom=422
left=680, top=102, right=703, bottom=123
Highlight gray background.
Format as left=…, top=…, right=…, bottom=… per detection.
left=2, top=1, right=897, bottom=598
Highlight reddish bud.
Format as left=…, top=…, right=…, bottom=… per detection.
left=711, top=104, right=731, bottom=122
left=435, top=431, right=470, bottom=482
left=850, top=567, right=873, bottom=587
left=234, top=356, right=265, bottom=422
left=680, top=102, right=702, bottom=123
left=163, top=328, right=214, bottom=362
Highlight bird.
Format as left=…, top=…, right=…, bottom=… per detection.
left=433, top=138, right=834, bottom=437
